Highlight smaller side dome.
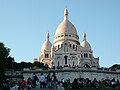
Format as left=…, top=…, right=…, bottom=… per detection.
left=41, top=33, right=52, bottom=52
left=81, top=32, right=91, bottom=50
left=81, top=41, right=91, bottom=50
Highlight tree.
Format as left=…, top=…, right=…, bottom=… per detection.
left=11, top=62, right=44, bottom=71
left=109, top=64, right=120, bottom=71
left=6, top=56, right=14, bottom=70
left=33, top=62, right=44, bottom=68
left=0, top=42, right=10, bottom=87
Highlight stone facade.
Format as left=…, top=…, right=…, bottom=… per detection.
left=35, top=8, right=99, bottom=69
left=30, top=8, right=120, bottom=82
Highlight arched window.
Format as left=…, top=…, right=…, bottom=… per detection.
left=58, top=61, right=59, bottom=67
left=73, top=44, right=75, bottom=49
left=76, top=45, right=77, bottom=50
left=81, top=54, right=83, bottom=58
left=61, top=35, right=64, bottom=37
left=84, top=53, right=86, bottom=58
left=45, top=54, right=49, bottom=58
left=84, top=64, right=90, bottom=68
left=65, top=34, right=68, bottom=37
left=73, top=61, right=74, bottom=66
left=84, top=53, right=88, bottom=58
left=64, top=56, right=68, bottom=64
left=69, top=44, right=71, bottom=47
left=58, top=45, right=60, bottom=49
left=86, top=53, right=88, bottom=58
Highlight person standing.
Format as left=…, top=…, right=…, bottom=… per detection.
left=19, top=77, right=26, bottom=90
left=46, top=73, right=51, bottom=88
left=27, top=77, right=33, bottom=90
left=31, top=73, right=38, bottom=88
left=39, top=73, right=46, bottom=89
left=57, top=82, right=65, bottom=90
left=51, top=72, right=58, bottom=90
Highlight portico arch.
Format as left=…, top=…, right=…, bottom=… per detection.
left=82, top=63, right=91, bottom=68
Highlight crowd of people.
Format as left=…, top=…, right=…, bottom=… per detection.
left=1, top=72, right=120, bottom=90
left=2, top=72, right=65, bottom=90
left=71, top=78, right=120, bottom=89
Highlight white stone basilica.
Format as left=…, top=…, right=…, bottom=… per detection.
left=35, top=8, right=99, bottom=69
left=24, top=8, right=120, bottom=82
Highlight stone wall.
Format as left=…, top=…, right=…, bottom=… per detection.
left=23, top=68, right=120, bottom=82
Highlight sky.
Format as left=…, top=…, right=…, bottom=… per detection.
left=0, top=0, right=120, bottom=67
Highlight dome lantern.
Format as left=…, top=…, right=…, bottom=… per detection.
left=83, top=32, right=86, bottom=41
left=41, top=32, right=52, bottom=52
left=46, top=32, right=49, bottom=42
left=64, top=8, right=68, bottom=20
left=81, top=32, right=91, bottom=50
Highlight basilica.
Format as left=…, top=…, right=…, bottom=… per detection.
left=34, top=8, right=99, bottom=69
left=23, top=8, right=120, bottom=82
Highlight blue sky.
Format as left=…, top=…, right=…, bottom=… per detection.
left=0, top=0, right=120, bottom=67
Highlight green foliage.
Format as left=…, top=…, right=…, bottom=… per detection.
left=109, top=64, right=120, bottom=70
left=30, top=66, right=39, bottom=70
left=0, top=42, right=10, bottom=87
left=5, top=56, right=14, bottom=69
left=0, top=42, right=47, bottom=88
left=12, top=61, right=44, bottom=71
left=0, top=42, right=10, bottom=60
left=33, top=62, right=44, bottom=68
left=12, top=62, right=32, bottom=70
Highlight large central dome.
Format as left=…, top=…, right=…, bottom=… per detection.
left=55, top=19, right=77, bottom=36
left=55, top=8, right=78, bottom=36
